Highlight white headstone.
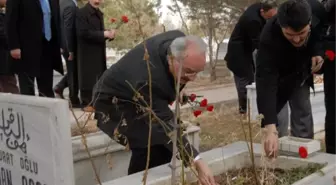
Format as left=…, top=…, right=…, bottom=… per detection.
left=0, top=94, right=74, bottom=185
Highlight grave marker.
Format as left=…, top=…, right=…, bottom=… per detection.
left=0, top=94, right=74, bottom=185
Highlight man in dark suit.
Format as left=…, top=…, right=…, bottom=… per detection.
left=225, top=0, right=277, bottom=114
left=76, top=0, right=115, bottom=107
left=53, top=0, right=81, bottom=107
left=256, top=0, right=325, bottom=157
left=321, top=0, right=335, bottom=154
left=6, top=0, right=63, bottom=97
left=92, top=30, right=216, bottom=185
left=0, top=0, right=19, bottom=93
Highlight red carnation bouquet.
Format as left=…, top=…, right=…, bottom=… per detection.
left=183, top=93, right=214, bottom=117
left=169, top=93, right=214, bottom=117
left=110, top=15, right=129, bottom=29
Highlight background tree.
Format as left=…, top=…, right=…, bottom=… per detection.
left=104, top=0, right=161, bottom=50
left=77, top=0, right=161, bottom=51
left=188, top=20, right=206, bottom=36
left=162, top=17, right=176, bottom=31
left=168, top=0, right=250, bottom=81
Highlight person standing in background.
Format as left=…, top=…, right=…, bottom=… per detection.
left=6, top=0, right=63, bottom=97
left=0, top=0, right=19, bottom=93
left=76, top=0, right=115, bottom=107
left=54, top=0, right=81, bottom=108
left=225, top=0, right=277, bottom=115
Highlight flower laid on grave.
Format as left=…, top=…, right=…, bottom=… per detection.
left=298, top=146, right=308, bottom=158
left=110, top=15, right=129, bottom=29
left=168, top=93, right=214, bottom=117
left=325, top=50, right=335, bottom=61
left=186, top=94, right=214, bottom=117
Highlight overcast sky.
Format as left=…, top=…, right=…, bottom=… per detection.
left=157, top=0, right=183, bottom=27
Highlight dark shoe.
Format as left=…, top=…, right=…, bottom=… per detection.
left=239, top=107, right=247, bottom=114
left=53, top=86, right=64, bottom=99
left=70, top=103, right=83, bottom=109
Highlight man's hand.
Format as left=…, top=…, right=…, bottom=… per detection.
left=109, top=29, right=116, bottom=39
left=10, top=49, right=21, bottom=59
left=264, top=124, right=279, bottom=158
left=311, top=56, right=324, bottom=73
left=104, top=30, right=116, bottom=39
left=68, top=52, right=74, bottom=61
left=179, top=91, right=188, bottom=106
left=194, top=159, right=217, bottom=185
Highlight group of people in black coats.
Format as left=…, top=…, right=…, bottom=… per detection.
left=0, top=0, right=115, bottom=109
left=225, top=0, right=335, bottom=156
left=0, top=0, right=334, bottom=184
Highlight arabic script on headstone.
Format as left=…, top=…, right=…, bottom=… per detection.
left=0, top=108, right=30, bottom=154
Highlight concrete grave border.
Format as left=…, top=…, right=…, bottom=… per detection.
left=72, top=125, right=200, bottom=185
left=101, top=141, right=336, bottom=185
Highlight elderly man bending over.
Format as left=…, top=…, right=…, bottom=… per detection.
left=92, top=30, right=216, bottom=185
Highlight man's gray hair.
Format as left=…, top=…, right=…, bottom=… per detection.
left=169, top=35, right=207, bottom=60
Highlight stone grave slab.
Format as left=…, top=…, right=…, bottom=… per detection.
left=0, top=94, right=74, bottom=185
left=279, top=136, right=321, bottom=157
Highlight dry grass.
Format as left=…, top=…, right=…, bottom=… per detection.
left=189, top=163, right=325, bottom=185
left=71, top=119, right=98, bottom=137
left=180, top=102, right=261, bottom=152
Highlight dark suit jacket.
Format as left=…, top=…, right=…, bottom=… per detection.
left=255, top=16, right=324, bottom=127
left=60, top=0, right=77, bottom=54
left=224, top=3, right=266, bottom=81
left=0, top=10, right=11, bottom=75
left=93, top=30, right=199, bottom=167
left=5, top=0, right=63, bottom=76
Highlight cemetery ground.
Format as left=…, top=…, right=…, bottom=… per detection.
left=69, top=64, right=329, bottom=184
left=70, top=100, right=329, bottom=185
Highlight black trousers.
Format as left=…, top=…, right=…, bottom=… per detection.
left=234, top=75, right=253, bottom=112
left=18, top=40, right=54, bottom=97
left=128, top=145, right=172, bottom=175
left=80, top=89, right=93, bottom=106
left=324, top=58, right=335, bottom=154
left=56, top=52, right=80, bottom=103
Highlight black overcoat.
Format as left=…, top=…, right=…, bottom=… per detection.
left=76, top=3, right=107, bottom=91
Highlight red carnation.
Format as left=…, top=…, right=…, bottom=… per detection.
left=189, top=93, right=197, bottom=102
left=206, top=105, right=214, bottom=112
left=325, top=50, right=335, bottom=61
left=298, top=146, right=308, bottom=158
left=110, top=18, right=117, bottom=23
left=199, top=99, right=208, bottom=107
left=193, top=110, right=202, bottom=117
left=121, top=15, right=129, bottom=23
left=169, top=101, right=174, bottom=106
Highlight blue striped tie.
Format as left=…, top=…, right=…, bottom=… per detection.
left=40, top=0, right=52, bottom=41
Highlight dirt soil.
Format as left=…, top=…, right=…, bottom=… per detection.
left=180, top=101, right=262, bottom=152
left=190, top=163, right=325, bottom=185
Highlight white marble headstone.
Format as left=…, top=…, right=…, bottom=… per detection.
left=0, top=94, right=74, bottom=185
